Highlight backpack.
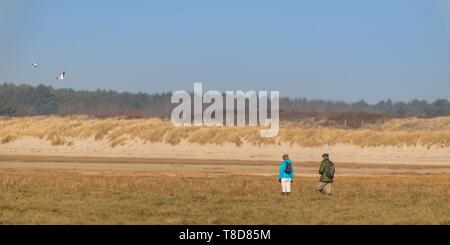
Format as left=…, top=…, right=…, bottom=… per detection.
left=285, top=161, right=292, bottom=174
left=325, top=160, right=335, bottom=178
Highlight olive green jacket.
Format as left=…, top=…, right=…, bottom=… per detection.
left=319, top=160, right=334, bottom=183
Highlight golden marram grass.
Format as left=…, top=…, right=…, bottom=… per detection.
left=0, top=115, right=450, bottom=148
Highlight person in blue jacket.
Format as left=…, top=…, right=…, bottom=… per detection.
left=278, top=154, right=294, bottom=196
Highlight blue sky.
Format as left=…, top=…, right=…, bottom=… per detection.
left=1, top=0, right=449, bottom=102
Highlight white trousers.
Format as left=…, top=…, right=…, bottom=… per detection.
left=281, top=178, right=291, bottom=193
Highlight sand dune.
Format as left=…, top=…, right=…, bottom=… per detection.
left=0, top=116, right=449, bottom=166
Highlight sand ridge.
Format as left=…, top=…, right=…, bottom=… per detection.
left=0, top=136, right=449, bottom=166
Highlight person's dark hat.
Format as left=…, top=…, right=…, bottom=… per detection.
left=322, top=153, right=329, bottom=158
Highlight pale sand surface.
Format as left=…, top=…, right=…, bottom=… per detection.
left=0, top=136, right=449, bottom=166
left=0, top=137, right=449, bottom=176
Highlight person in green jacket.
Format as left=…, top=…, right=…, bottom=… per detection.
left=316, top=153, right=334, bottom=195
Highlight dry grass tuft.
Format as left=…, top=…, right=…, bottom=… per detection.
left=1, top=135, right=16, bottom=144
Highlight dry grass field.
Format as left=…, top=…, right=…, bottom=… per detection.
left=0, top=116, right=449, bottom=224
left=0, top=169, right=449, bottom=225
left=1, top=116, right=450, bottom=147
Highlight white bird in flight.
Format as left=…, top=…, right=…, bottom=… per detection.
left=32, top=62, right=39, bottom=68
left=57, top=72, right=66, bottom=80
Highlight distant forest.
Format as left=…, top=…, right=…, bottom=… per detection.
left=1, top=83, right=449, bottom=121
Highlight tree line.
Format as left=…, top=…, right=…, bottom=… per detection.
left=0, top=83, right=449, bottom=119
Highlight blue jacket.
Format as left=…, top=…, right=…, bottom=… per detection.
left=278, top=160, right=294, bottom=179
